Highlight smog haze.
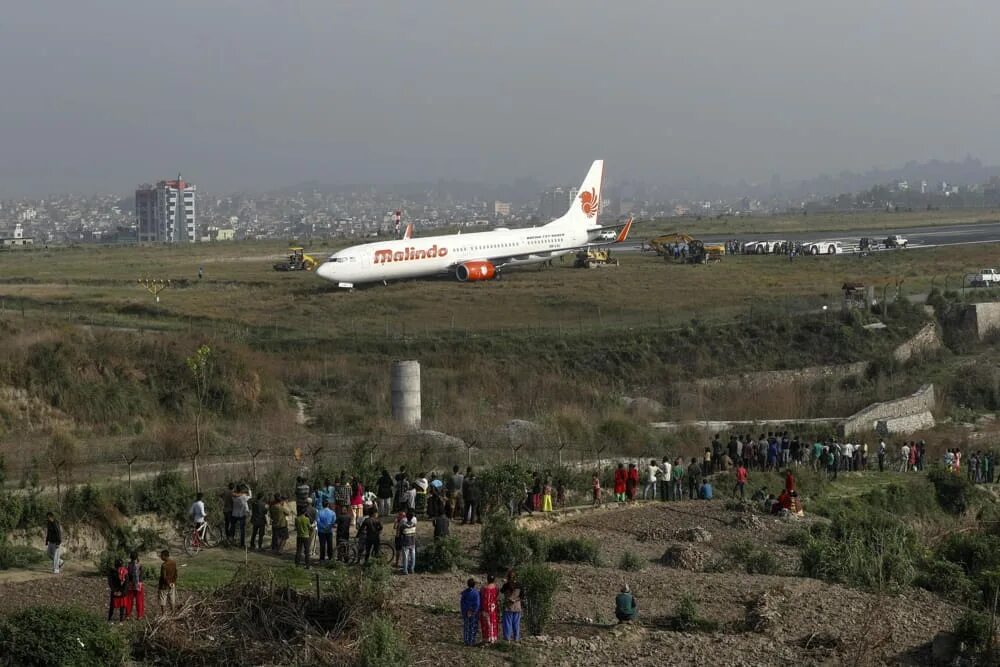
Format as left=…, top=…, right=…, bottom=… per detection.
left=1, top=0, right=998, bottom=195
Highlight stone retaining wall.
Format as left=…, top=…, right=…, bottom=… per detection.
left=892, top=322, right=941, bottom=363
left=842, top=384, right=936, bottom=437
left=965, top=302, right=1000, bottom=340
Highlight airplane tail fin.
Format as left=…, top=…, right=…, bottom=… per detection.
left=546, top=160, right=604, bottom=227
left=614, top=216, right=634, bottom=243
left=402, top=223, right=414, bottom=240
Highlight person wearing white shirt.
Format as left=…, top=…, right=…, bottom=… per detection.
left=642, top=461, right=659, bottom=500
left=658, top=458, right=672, bottom=501
left=843, top=443, right=854, bottom=471
left=189, top=493, right=207, bottom=540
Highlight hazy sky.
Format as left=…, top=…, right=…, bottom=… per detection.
left=2, top=1, right=998, bottom=196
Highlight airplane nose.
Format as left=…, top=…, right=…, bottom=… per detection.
left=316, top=261, right=336, bottom=281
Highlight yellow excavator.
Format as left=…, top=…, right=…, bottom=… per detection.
left=273, top=247, right=319, bottom=272
left=647, top=233, right=725, bottom=263
left=647, top=232, right=696, bottom=256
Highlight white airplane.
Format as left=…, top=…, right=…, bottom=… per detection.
left=316, top=160, right=632, bottom=288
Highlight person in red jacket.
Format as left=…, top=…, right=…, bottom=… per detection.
left=613, top=463, right=627, bottom=504
left=733, top=463, right=748, bottom=500
left=626, top=463, right=640, bottom=502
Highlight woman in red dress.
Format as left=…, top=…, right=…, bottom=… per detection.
left=626, top=463, right=640, bottom=502
left=784, top=469, right=796, bottom=494
left=613, top=463, right=627, bottom=504
left=479, top=573, right=500, bottom=644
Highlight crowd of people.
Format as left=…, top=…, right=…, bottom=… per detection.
left=40, top=431, right=993, bottom=634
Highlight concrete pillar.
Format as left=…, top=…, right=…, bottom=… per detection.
left=391, top=360, right=421, bottom=428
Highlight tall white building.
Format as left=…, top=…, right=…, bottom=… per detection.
left=136, top=175, right=197, bottom=243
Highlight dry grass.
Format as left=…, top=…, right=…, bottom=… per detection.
left=1, top=238, right=997, bottom=341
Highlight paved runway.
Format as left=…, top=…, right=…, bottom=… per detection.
left=623, top=220, right=1000, bottom=253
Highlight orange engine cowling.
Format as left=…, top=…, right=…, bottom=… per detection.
left=455, top=260, right=496, bottom=282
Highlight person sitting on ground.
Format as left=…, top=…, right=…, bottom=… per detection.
left=763, top=493, right=776, bottom=513
left=698, top=478, right=713, bottom=500
left=615, top=584, right=638, bottom=623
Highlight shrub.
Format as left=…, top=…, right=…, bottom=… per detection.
left=0, top=544, right=46, bottom=570
left=135, top=471, right=194, bottom=525
left=618, top=550, right=646, bottom=572
left=546, top=537, right=602, bottom=566
left=801, top=510, right=918, bottom=592
left=0, top=492, right=22, bottom=541
left=357, top=614, right=408, bottom=667
left=928, top=469, right=976, bottom=515
left=915, top=558, right=978, bottom=604
left=478, top=463, right=532, bottom=512
left=668, top=593, right=718, bottom=632
left=479, top=512, right=538, bottom=572
left=519, top=564, right=562, bottom=636
left=0, top=605, right=126, bottom=666
left=954, top=611, right=996, bottom=662
left=723, top=539, right=781, bottom=575
left=419, top=536, right=467, bottom=573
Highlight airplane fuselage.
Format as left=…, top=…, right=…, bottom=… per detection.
left=317, top=224, right=593, bottom=285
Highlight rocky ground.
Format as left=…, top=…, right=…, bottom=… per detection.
left=390, top=501, right=959, bottom=666
left=0, top=499, right=960, bottom=666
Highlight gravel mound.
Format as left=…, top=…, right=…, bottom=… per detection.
left=660, top=544, right=710, bottom=571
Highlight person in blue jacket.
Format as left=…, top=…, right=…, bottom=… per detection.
left=460, top=578, right=481, bottom=646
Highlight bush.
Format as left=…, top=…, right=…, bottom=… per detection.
left=519, top=564, right=562, bottom=636
left=135, top=471, right=195, bottom=525
left=546, top=537, right=602, bottom=566
left=357, top=614, right=408, bottom=667
left=928, top=469, right=977, bottom=515
left=954, top=611, right=996, bottom=662
left=419, top=536, right=467, bottom=573
left=0, top=544, right=46, bottom=570
left=477, top=463, right=532, bottom=512
left=618, top=550, right=646, bottom=572
left=723, top=539, right=781, bottom=575
left=668, top=593, right=718, bottom=632
left=479, top=513, right=539, bottom=572
left=0, top=492, right=22, bottom=541
left=915, top=558, right=978, bottom=604
left=801, top=510, right=919, bottom=592
left=0, top=605, right=126, bottom=666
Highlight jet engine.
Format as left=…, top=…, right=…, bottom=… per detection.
left=455, top=261, right=496, bottom=282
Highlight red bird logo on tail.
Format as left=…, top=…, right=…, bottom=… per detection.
left=579, top=188, right=599, bottom=217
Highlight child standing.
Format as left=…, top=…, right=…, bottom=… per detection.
left=541, top=478, right=553, bottom=512
left=592, top=473, right=602, bottom=507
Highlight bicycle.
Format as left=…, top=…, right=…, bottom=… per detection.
left=312, top=534, right=394, bottom=566
left=182, top=522, right=221, bottom=556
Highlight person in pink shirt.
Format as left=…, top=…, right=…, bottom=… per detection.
left=350, top=476, right=365, bottom=526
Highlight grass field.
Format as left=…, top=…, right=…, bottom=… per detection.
left=0, top=233, right=997, bottom=342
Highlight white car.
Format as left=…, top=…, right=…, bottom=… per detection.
left=599, top=229, right=617, bottom=241
left=968, top=269, right=1000, bottom=287
left=803, top=241, right=843, bottom=255
left=884, top=234, right=908, bottom=248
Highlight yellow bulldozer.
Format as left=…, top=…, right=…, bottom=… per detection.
left=574, top=248, right=619, bottom=268
left=273, top=247, right=319, bottom=272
